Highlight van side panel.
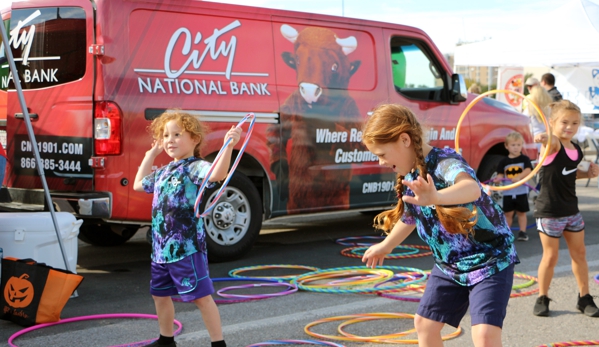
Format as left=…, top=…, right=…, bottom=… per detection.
left=104, top=4, right=279, bottom=221
left=269, top=17, right=394, bottom=215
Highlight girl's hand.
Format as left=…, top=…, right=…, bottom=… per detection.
left=589, top=162, right=599, bottom=178
left=225, top=126, right=242, bottom=147
left=147, top=140, right=162, bottom=158
left=402, top=174, right=439, bottom=206
left=534, top=133, right=548, bottom=144
left=362, top=243, right=390, bottom=268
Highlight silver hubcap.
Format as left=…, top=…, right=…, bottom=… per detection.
left=204, top=186, right=251, bottom=246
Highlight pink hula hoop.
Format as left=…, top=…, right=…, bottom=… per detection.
left=8, top=313, right=183, bottom=347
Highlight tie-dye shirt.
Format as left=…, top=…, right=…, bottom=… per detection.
left=142, top=157, right=213, bottom=263
left=400, top=147, right=519, bottom=286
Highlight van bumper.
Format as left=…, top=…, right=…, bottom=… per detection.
left=0, top=187, right=112, bottom=218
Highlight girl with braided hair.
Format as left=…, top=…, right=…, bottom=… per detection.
left=361, top=104, right=519, bottom=347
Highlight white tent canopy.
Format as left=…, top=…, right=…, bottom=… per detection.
left=454, top=0, right=599, bottom=68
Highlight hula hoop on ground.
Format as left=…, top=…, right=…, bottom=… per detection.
left=510, top=273, right=539, bottom=298
left=292, top=266, right=427, bottom=294
left=341, top=244, right=432, bottom=259
left=377, top=271, right=538, bottom=302
left=295, top=269, right=395, bottom=289
left=455, top=89, right=551, bottom=191
left=8, top=313, right=183, bottom=347
left=194, top=112, right=255, bottom=217
left=216, top=281, right=298, bottom=299
left=337, top=314, right=462, bottom=344
left=536, top=341, right=599, bottom=347
left=335, top=236, right=385, bottom=246
left=246, top=340, right=347, bottom=347
left=228, top=264, right=320, bottom=282
left=304, top=312, right=461, bottom=344
left=172, top=277, right=282, bottom=304
left=594, top=273, right=599, bottom=285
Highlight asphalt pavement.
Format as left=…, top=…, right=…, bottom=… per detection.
left=1, top=178, right=599, bottom=347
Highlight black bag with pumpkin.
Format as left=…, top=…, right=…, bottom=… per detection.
left=1, top=257, right=83, bottom=327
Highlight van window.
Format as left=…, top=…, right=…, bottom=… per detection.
left=390, top=38, right=445, bottom=101
left=0, top=7, right=86, bottom=90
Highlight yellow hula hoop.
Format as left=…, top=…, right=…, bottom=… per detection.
left=455, top=89, right=551, bottom=191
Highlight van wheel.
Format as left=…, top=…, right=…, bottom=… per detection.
left=78, top=221, right=138, bottom=247
left=200, top=172, right=262, bottom=263
left=477, top=154, right=504, bottom=183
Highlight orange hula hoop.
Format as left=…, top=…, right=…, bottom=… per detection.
left=454, top=89, right=551, bottom=191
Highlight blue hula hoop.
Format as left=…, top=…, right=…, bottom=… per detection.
left=194, top=113, right=255, bottom=217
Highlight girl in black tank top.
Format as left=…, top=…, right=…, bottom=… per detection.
left=532, top=100, right=599, bottom=318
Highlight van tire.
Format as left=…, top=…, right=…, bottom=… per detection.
left=78, top=222, right=138, bottom=247
left=476, top=154, right=504, bottom=183
left=200, top=172, right=262, bottom=263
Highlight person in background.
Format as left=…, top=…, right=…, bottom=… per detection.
left=524, top=85, right=553, bottom=138
left=524, top=77, right=540, bottom=94
left=0, top=142, right=6, bottom=186
left=468, top=83, right=481, bottom=94
left=533, top=100, right=599, bottom=318
left=361, top=104, right=518, bottom=347
left=522, top=77, right=540, bottom=114
left=494, top=132, right=533, bottom=241
left=541, top=73, right=563, bottom=102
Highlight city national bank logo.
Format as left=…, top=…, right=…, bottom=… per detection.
left=135, top=20, right=270, bottom=96
left=1, top=10, right=60, bottom=89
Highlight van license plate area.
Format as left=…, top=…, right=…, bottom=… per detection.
left=14, top=135, right=93, bottom=178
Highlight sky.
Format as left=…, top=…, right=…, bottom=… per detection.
left=0, top=0, right=570, bottom=54
left=203, top=0, right=568, bottom=54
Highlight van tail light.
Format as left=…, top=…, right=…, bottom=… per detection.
left=94, top=101, right=122, bottom=155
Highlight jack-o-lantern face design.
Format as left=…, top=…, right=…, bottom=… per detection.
left=4, top=274, right=35, bottom=308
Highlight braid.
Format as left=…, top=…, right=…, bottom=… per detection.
left=364, top=103, right=478, bottom=236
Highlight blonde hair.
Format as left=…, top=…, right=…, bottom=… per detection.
left=505, top=131, right=524, bottom=145
left=468, top=83, right=481, bottom=94
left=362, top=104, right=477, bottom=236
left=149, top=110, right=208, bottom=157
left=549, top=99, right=581, bottom=123
left=526, top=86, right=552, bottom=123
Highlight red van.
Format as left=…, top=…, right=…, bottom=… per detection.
left=0, top=0, right=536, bottom=261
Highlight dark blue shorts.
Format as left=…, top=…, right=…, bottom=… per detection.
left=150, top=251, right=214, bottom=301
left=416, top=263, right=514, bottom=328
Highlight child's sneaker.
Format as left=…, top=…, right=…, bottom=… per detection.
left=517, top=231, right=529, bottom=241
left=577, top=294, right=599, bottom=317
left=533, top=295, right=551, bottom=316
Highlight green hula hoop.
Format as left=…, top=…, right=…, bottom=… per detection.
left=292, top=266, right=428, bottom=294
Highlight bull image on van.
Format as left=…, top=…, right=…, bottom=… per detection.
left=269, top=24, right=363, bottom=212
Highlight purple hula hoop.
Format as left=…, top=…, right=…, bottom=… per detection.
left=8, top=313, right=182, bottom=347
left=172, top=277, right=283, bottom=304
left=594, top=273, right=599, bottom=285
left=194, top=113, right=255, bottom=217
left=246, top=340, right=346, bottom=347
left=217, top=282, right=298, bottom=299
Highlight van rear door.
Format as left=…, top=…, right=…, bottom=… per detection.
left=3, top=3, right=95, bottom=194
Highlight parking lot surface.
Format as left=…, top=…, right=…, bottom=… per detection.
left=1, top=180, right=599, bottom=347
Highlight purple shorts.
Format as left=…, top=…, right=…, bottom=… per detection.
left=536, top=213, right=585, bottom=238
left=416, top=263, right=514, bottom=328
left=150, top=251, right=214, bottom=301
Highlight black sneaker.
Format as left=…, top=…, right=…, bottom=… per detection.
left=145, top=340, right=177, bottom=347
left=517, top=231, right=529, bottom=241
left=577, top=294, right=599, bottom=317
left=533, top=295, right=551, bottom=316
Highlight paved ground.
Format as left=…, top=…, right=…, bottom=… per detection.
left=1, top=177, right=599, bottom=347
